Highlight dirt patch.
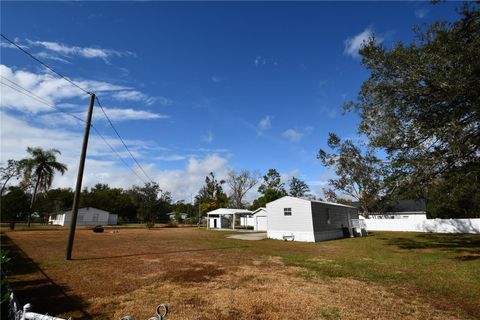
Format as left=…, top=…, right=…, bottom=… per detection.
left=95, top=261, right=460, bottom=320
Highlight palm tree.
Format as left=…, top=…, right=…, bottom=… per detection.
left=18, top=147, right=68, bottom=226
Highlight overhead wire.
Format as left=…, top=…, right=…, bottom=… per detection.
left=95, top=96, right=155, bottom=183
left=1, top=34, right=92, bottom=95
left=1, top=33, right=155, bottom=184
left=0, top=78, right=148, bottom=184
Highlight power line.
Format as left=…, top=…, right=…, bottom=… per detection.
left=2, top=33, right=154, bottom=184
left=95, top=96, right=155, bottom=183
left=0, top=76, right=86, bottom=123
left=0, top=79, right=148, bottom=184
left=90, top=125, right=148, bottom=184
left=1, top=33, right=92, bottom=95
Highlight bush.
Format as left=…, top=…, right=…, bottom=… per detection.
left=145, top=221, right=155, bottom=229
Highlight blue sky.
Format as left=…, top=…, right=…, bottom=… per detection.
left=0, top=1, right=460, bottom=201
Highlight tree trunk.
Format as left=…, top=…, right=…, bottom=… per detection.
left=0, top=176, right=13, bottom=196
left=28, top=177, right=41, bottom=227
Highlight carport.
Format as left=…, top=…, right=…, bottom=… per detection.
left=206, top=208, right=253, bottom=230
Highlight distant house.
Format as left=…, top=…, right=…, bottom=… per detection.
left=266, top=196, right=360, bottom=242
left=49, top=207, right=117, bottom=226
left=367, top=200, right=427, bottom=220
left=252, top=207, right=267, bottom=231
left=206, top=208, right=253, bottom=229
left=167, top=212, right=189, bottom=222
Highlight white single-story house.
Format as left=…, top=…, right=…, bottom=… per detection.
left=252, top=207, right=268, bottom=231
left=206, top=208, right=253, bottom=229
left=49, top=207, right=118, bottom=226
left=366, top=200, right=427, bottom=220
left=266, top=196, right=361, bottom=242
left=167, top=212, right=189, bottom=222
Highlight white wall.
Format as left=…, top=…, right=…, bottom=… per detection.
left=254, top=215, right=267, bottom=231
left=267, top=197, right=315, bottom=242
left=363, top=218, right=480, bottom=234
left=239, top=216, right=254, bottom=227
left=60, top=208, right=111, bottom=226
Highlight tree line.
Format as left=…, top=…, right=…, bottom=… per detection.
left=0, top=148, right=312, bottom=225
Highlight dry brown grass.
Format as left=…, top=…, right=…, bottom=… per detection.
left=1, top=228, right=475, bottom=319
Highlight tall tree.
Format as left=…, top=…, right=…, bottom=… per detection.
left=288, top=176, right=310, bottom=198
left=251, top=169, right=287, bottom=209
left=344, top=3, right=480, bottom=216
left=0, top=186, right=30, bottom=223
left=0, top=160, right=20, bottom=196
left=226, top=169, right=260, bottom=208
left=130, top=182, right=171, bottom=224
left=196, top=172, right=228, bottom=215
left=18, top=147, right=67, bottom=226
left=318, top=133, right=384, bottom=213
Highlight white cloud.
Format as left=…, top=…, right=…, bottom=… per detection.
left=282, top=129, right=303, bottom=142
left=320, top=105, right=338, bottom=119
left=0, top=65, right=168, bottom=115
left=155, top=155, right=189, bottom=161
left=0, top=111, right=148, bottom=189
left=254, top=56, right=277, bottom=67
left=110, top=90, right=172, bottom=106
left=38, top=106, right=167, bottom=128
left=258, top=115, right=272, bottom=131
left=154, top=154, right=229, bottom=201
left=35, top=52, right=72, bottom=64
left=202, top=131, right=214, bottom=144
left=27, top=40, right=134, bottom=62
left=344, top=28, right=383, bottom=58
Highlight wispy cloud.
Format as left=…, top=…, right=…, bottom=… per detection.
left=414, top=8, right=429, bottom=19
left=27, top=39, right=134, bottom=62
left=211, top=75, right=222, bottom=83
left=258, top=115, right=272, bottom=131
left=282, top=126, right=314, bottom=142
left=155, top=154, right=188, bottom=161
left=0, top=64, right=170, bottom=113
left=35, top=52, right=72, bottom=64
left=254, top=55, right=278, bottom=67
left=110, top=90, right=173, bottom=106
left=203, top=131, right=214, bottom=144
left=38, top=106, right=168, bottom=127
left=319, top=105, right=339, bottom=119
left=344, top=28, right=383, bottom=58
left=282, top=129, right=303, bottom=142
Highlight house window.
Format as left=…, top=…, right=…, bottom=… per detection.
left=92, top=213, right=99, bottom=222
left=284, top=208, right=292, bottom=216
left=326, top=208, right=331, bottom=224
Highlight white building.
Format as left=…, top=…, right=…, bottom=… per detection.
left=266, top=196, right=360, bottom=242
left=252, top=207, right=268, bottom=231
left=49, top=207, right=118, bottom=226
left=206, top=208, right=253, bottom=229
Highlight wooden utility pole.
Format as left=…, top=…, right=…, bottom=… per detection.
left=66, top=93, right=95, bottom=260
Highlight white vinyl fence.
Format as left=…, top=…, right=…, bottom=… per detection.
left=363, top=218, right=480, bottom=234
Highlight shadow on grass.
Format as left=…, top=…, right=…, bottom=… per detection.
left=73, top=246, right=247, bottom=261
left=0, top=235, right=91, bottom=319
left=377, top=232, right=480, bottom=261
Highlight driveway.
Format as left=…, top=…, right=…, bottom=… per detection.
left=226, top=232, right=267, bottom=241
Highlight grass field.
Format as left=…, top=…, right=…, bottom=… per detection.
left=1, top=228, right=479, bottom=319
